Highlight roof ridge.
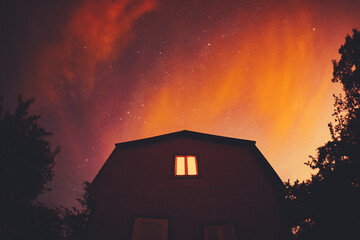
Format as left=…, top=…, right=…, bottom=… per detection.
left=115, top=130, right=255, bottom=148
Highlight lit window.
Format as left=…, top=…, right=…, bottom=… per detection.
left=204, top=224, right=237, bottom=240
left=175, top=155, right=198, bottom=176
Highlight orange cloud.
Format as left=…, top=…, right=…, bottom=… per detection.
left=30, top=0, right=157, bottom=102
left=21, top=0, right=158, bottom=182
left=134, top=6, right=321, bottom=137
left=111, top=2, right=337, bottom=182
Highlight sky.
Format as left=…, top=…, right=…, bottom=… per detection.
left=1, top=0, right=359, bottom=207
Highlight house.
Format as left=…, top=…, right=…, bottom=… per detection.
left=85, top=130, right=289, bottom=240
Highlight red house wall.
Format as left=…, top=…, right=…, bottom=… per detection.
left=86, top=137, right=288, bottom=240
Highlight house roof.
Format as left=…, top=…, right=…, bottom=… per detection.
left=88, top=130, right=284, bottom=195
left=115, top=130, right=256, bottom=148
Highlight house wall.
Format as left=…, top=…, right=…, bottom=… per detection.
left=86, top=137, right=288, bottom=240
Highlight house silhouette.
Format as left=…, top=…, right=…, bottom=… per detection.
left=85, top=130, right=288, bottom=240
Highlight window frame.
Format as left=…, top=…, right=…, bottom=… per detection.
left=173, top=154, right=200, bottom=178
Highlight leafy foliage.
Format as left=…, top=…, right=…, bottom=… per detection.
left=0, top=96, right=93, bottom=240
left=61, top=182, right=94, bottom=240
left=0, top=203, right=64, bottom=240
left=0, top=96, right=60, bottom=204
left=0, top=96, right=63, bottom=239
left=285, top=29, right=360, bottom=239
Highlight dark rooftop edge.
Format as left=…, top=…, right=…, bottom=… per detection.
left=115, top=130, right=256, bottom=148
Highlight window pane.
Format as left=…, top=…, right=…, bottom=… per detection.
left=175, top=156, right=185, bottom=175
left=187, top=156, right=197, bottom=175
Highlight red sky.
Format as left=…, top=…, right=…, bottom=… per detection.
left=1, top=0, right=359, bottom=206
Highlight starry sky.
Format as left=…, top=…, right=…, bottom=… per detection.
left=1, top=0, right=360, bottom=207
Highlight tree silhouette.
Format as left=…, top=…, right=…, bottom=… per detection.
left=61, top=181, right=94, bottom=240
left=285, top=29, right=360, bottom=239
left=0, top=96, right=60, bottom=204
left=0, top=96, right=63, bottom=239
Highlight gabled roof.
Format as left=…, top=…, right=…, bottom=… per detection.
left=115, top=130, right=255, bottom=148
left=88, top=130, right=284, bottom=195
